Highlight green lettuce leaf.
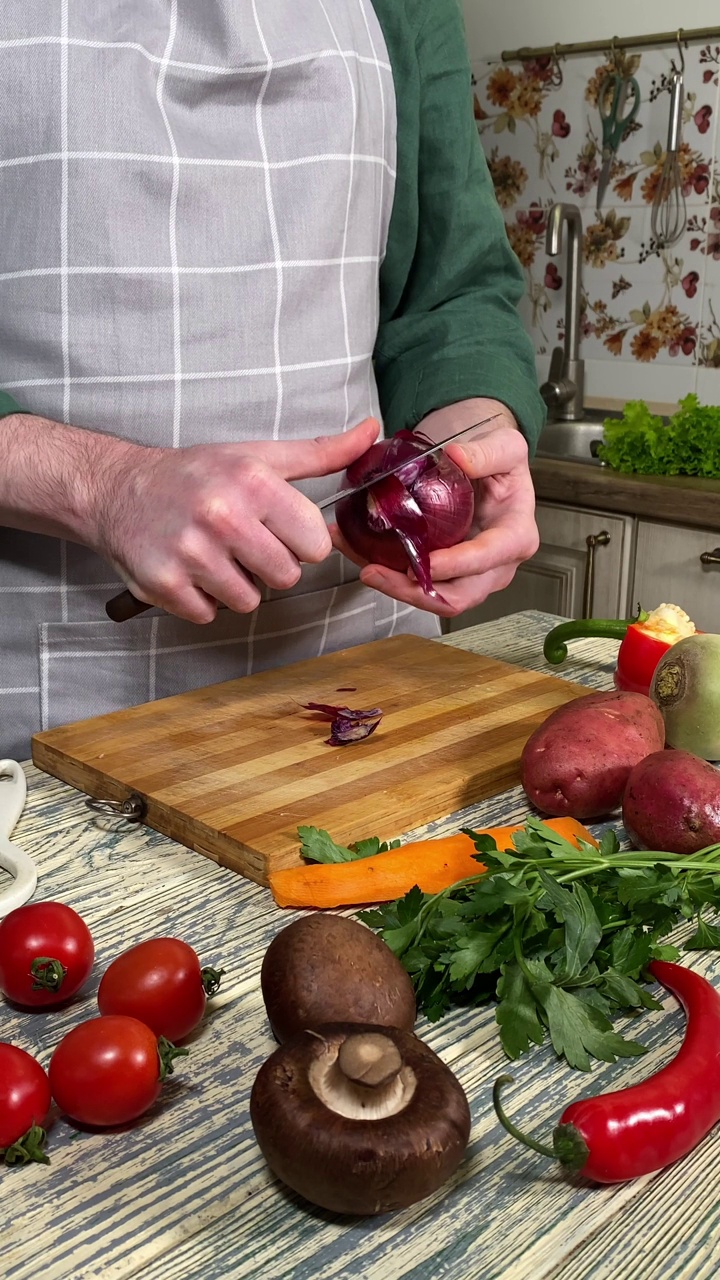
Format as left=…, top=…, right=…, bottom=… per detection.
left=598, top=395, right=720, bottom=477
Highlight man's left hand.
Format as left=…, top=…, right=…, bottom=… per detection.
left=329, top=400, right=540, bottom=617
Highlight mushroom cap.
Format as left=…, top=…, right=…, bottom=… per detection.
left=250, top=1022, right=471, bottom=1215
left=260, top=913, right=416, bottom=1042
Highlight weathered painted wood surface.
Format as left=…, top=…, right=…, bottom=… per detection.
left=2, top=610, right=718, bottom=1280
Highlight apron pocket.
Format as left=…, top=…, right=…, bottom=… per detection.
left=38, top=579, right=382, bottom=732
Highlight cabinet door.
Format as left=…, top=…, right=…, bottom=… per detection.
left=632, top=521, right=720, bottom=632
left=445, top=502, right=634, bottom=631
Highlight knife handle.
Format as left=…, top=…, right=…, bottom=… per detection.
left=106, top=588, right=152, bottom=622
left=106, top=587, right=229, bottom=622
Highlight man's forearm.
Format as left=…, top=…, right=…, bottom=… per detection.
left=0, top=413, right=135, bottom=544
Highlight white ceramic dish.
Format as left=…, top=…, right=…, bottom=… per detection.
left=0, top=760, right=37, bottom=916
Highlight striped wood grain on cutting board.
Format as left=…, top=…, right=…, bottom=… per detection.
left=31, top=633, right=588, bottom=883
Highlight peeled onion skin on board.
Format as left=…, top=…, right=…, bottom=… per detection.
left=650, top=635, right=720, bottom=761
left=622, top=749, right=720, bottom=855
left=520, top=691, right=665, bottom=820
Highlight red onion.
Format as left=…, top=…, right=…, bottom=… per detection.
left=335, top=431, right=474, bottom=600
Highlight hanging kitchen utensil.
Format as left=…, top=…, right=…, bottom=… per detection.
left=651, top=57, right=687, bottom=248
left=596, top=69, right=641, bottom=211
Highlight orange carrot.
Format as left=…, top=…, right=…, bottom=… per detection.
left=268, top=817, right=597, bottom=909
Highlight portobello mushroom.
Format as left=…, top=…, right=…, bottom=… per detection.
left=260, top=913, right=416, bottom=1042
left=250, top=1022, right=471, bottom=1214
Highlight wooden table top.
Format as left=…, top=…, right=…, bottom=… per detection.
left=3, top=609, right=719, bottom=1280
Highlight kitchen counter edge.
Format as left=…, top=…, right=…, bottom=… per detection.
left=531, top=457, right=720, bottom=532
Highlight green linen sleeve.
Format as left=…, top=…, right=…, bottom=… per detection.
left=0, top=389, right=25, bottom=419
left=374, top=0, right=545, bottom=451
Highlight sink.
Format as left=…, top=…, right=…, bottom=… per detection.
left=535, top=418, right=608, bottom=466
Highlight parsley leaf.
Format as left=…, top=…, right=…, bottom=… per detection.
left=298, top=826, right=355, bottom=863
left=496, top=964, right=545, bottom=1059
left=684, top=915, right=720, bottom=950
left=298, top=825, right=400, bottom=864
left=530, top=981, right=647, bottom=1072
left=537, top=872, right=602, bottom=981
left=609, top=926, right=652, bottom=977
left=440, top=927, right=512, bottom=988
left=601, top=967, right=662, bottom=1010
left=351, top=836, right=401, bottom=859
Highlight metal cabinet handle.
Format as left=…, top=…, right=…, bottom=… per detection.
left=583, top=530, right=611, bottom=619
left=700, top=548, right=720, bottom=566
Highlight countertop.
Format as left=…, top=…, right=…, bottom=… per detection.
left=3, top=609, right=720, bottom=1280
left=531, top=457, right=720, bottom=532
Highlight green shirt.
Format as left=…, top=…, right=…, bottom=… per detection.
left=0, top=0, right=544, bottom=450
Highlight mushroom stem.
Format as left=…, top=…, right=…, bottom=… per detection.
left=308, top=1031, right=417, bottom=1120
left=338, top=1032, right=403, bottom=1088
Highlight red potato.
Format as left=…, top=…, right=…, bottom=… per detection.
left=623, top=749, right=720, bottom=854
left=521, top=690, right=665, bottom=820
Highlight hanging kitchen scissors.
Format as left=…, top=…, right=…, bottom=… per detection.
left=596, top=51, right=641, bottom=211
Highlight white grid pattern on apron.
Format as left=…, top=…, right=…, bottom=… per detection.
left=0, top=2, right=440, bottom=760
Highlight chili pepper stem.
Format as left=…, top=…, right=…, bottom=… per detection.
left=493, top=1076, right=555, bottom=1159
left=493, top=1077, right=589, bottom=1172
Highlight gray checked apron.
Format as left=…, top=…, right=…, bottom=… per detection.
left=0, top=1, right=439, bottom=761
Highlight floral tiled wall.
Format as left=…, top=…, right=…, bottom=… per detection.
left=472, top=42, right=720, bottom=408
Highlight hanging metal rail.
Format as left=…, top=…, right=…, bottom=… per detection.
left=502, top=24, right=720, bottom=64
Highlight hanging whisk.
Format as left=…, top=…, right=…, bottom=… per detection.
left=651, top=65, right=687, bottom=248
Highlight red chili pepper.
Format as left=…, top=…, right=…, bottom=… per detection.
left=494, top=960, right=720, bottom=1183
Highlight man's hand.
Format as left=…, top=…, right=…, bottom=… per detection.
left=330, top=401, right=539, bottom=617
left=92, top=419, right=380, bottom=622
left=0, top=410, right=380, bottom=624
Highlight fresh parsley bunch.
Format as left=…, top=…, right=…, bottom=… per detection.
left=357, top=820, right=720, bottom=1071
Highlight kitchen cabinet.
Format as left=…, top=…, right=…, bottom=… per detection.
left=631, top=520, right=720, bottom=632
left=446, top=501, right=634, bottom=631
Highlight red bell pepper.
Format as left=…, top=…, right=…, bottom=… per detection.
left=543, top=604, right=697, bottom=697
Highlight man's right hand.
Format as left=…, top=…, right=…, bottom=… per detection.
left=0, top=412, right=379, bottom=624
left=92, top=419, right=379, bottom=623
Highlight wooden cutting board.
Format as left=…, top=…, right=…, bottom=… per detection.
left=31, top=634, right=588, bottom=885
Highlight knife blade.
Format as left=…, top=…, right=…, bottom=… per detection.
left=317, top=412, right=502, bottom=510
left=105, top=412, right=502, bottom=622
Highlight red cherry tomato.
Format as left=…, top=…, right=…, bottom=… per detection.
left=0, top=901, right=94, bottom=1008
left=0, top=1042, right=52, bottom=1164
left=97, top=937, right=223, bottom=1042
left=48, top=1015, right=185, bottom=1127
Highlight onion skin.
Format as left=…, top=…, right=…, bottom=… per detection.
left=650, top=635, right=720, bottom=761
left=335, top=434, right=474, bottom=578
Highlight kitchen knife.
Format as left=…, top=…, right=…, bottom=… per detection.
left=316, top=411, right=501, bottom=509
left=105, top=412, right=501, bottom=622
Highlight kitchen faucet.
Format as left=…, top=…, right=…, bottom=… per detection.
left=540, top=202, right=585, bottom=422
